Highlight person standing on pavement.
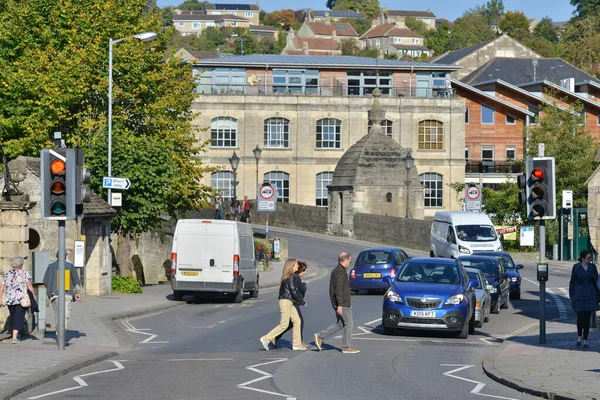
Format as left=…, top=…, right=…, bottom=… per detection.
left=214, top=196, right=224, bottom=220
left=230, top=196, right=240, bottom=221
left=569, top=249, right=600, bottom=349
left=314, top=252, right=359, bottom=354
left=260, top=258, right=307, bottom=351
left=242, top=196, right=252, bottom=223
left=43, top=250, right=83, bottom=336
left=274, top=261, right=309, bottom=348
left=0, top=256, right=36, bottom=344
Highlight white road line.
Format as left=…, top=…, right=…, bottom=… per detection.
left=123, top=319, right=169, bottom=344
left=165, top=358, right=234, bottom=362
left=546, top=289, right=567, bottom=320
left=441, top=364, right=520, bottom=400
left=27, top=361, right=124, bottom=400
left=522, top=277, right=539, bottom=286
left=237, top=358, right=295, bottom=399
left=365, top=318, right=382, bottom=326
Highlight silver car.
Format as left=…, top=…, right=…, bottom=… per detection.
left=465, top=267, right=492, bottom=327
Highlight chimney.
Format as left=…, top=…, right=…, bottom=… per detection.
left=332, top=29, right=337, bottom=40
left=303, top=41, right=309, bottom=55
left=306, top=8, right=312, bottom=22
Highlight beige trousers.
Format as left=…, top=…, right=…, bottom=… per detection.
left=50, top=295, right=73, bottom=330
left=265, top=299, right=302, bottom=346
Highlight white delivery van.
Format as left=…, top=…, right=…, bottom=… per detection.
left=170, top=219, right=258, bottom=303
left=430, top=211, right=502, bottom=259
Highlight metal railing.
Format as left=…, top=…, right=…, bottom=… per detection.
left=465, top=160, right=523, bottom=174
left=194, top=84, right=457, bottom=99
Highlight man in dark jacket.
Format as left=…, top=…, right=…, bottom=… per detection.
left=314, top=252, right=359, bottom=354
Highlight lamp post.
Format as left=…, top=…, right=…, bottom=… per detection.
left=252, top=144, right=262, bottom=200
left=229, top=151, right=240, bottom=201
left=107, top=32, right=157, bottom=204
left=403, top=153, right=415, bottom=219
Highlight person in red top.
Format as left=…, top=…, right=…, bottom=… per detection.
left=242, top=195, right=252, bottom=223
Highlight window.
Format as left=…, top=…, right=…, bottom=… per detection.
left=211, top=171, right=234, bottom=198
left=465, top=107, right=469, bottom=124
left=211, top=117, right=237, bottom=148
left=264, top=118, right=290, bottom=148
left=481, top=104, right=494, bottom=124
left=316, top=172, right=333, bottom=206
left=506, top=114, right=516, bottom=125
left=272, top=69, right=320, bottom=95
left=418, top=120, right=444, bottom=150
left=192, top=22, right=200, bottom=29
left=393, top=38, right=401, bottom=43
left=598, top=112, right=600, bottom=125
left=419, top=173, right=443, bottom=207
left=375, top=38, right=381, bottom=46
left=245, top=11, right=254, bottom=17
left=231, top=21, right=237, bottom=27
left=481, top=146, right=494, bottom=160
left=368, top=119, right=393, bottom=136
left=195, top=67, right=247, bottom=94
left=412, top=38, right=419, bottom=44
left=264, top=171, right=290, bottom=202
left=178, top=21, right=184, bottom=26
left=316, top=118, right=342, bottom=149
left=528, top=104, right=540, bottom=124
left=506, top=146, right=516, bottom=161
left=346, top=70, right=393, bottom=96
left=465, top=146, right=470, bottom=161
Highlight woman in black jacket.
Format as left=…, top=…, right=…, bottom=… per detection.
left=260, top=258, right=307, bottom=351
left=274, top=261, right=309, bottom=347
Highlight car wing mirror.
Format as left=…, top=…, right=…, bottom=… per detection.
left=467, top=279, right=478, bottom=289
left=383, top=276, right=392, bottom=285
left=516, top=264, right=524, bottom=270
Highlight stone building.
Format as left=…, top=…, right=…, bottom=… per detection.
left=586, top=150, right=600, bottom=254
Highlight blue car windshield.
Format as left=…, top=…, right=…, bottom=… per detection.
left=398, top=263, right=460, bottom=284
left=461, top=260, right=496, bottom=277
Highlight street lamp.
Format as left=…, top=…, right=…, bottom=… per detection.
left=229, top=151, right=240, bottom=200
left=252, top=145, right=262, bottom=200
left=403, top=153, right=415, bottom=219
left=107, top=31, right=157, bottom=204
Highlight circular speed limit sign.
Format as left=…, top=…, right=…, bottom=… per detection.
left=466, top=185, right=481, bottom=200
left=259, top=185, right=275, bottom=200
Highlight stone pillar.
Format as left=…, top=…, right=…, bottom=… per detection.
left=0, top=199, right=34, bottom=332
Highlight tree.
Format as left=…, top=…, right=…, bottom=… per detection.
left=449, top=13, right=497, bottom=50
left=338, top=18, right=372, bottom=36
left=405, top=17, right=427, bottom=35
left=263, top=9, right=296, bottom=27
left=559, top=14, right=600, bottom=77
left=332, top=0, right=380, bottom=19
left=533, top=17, right=559, bottom=43
left=482, top=180, right=526, bottom=226
left=176, top=0, right=207, bottom=11
left=235, top=32, right=259, bottom=55
left=571, top=0, right=600, bottom=19
left=467, top=0, right=505, bottom=27
left=498, top=11, right=531, bottom=41
left=326, top=0, right=336, bottom=9
left=199, top=26, right=230, bottom=50
left=522, top=37, right=557, bottom=57
left=425, top=21, right=451, bottom=55
left=0, top=0, right=214, bottom=239
left=340, top=38, right=360, bottom=55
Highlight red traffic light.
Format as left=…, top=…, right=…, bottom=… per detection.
left=531, top=168, right=545, bottom=180
left=50, top=159, right=65, bottom=175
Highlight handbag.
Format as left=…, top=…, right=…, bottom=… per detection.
left=20, top=286, right=31, bottom=308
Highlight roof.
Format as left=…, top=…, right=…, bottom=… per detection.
left=462, top=58, right=600, bottom=86
left=84, top=193, right=118, bottom=217
left=393, top=44, right=431, bottom=51
left=553, top=21, right=568, bottom=30
left=189, top=50, right=220, bottom=59
left=205, top=3, right=259, bottom=10
left=248, top=24, right=278, bottom=32
left=293, top=37, right=339, bottom=51
left=517, top=80, right=600, bottom=109
left=384, top=10, right=436, bottom=18
left=193, top=54, right=459, bottom=70
left=361, top=24, right=422, bottom=39
left=433, top=39, right=495, bottom=65
left=311, top=10, right=363, bottom=18
left=451, top=79, right=535, bottom=116
left=283, top=50, right=337, bottom=56
left=173, top=13, right=249, bottom=22
left=306, top=21, right=358, bottom=37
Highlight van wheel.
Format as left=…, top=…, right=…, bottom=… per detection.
left=173, top=291, right=183, bottom=301
left=249, top=278, right=259, bottom=298
left=233, top=285, right=244, bottom=303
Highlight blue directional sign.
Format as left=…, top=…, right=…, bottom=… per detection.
left=102, top=177, right=131, bottom=190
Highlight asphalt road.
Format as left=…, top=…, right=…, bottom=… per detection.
left=17, top=228, right=572, bottom=400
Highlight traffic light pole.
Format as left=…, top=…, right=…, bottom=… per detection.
left=539, top=220, right=546, bottom=344
left=58, top=220, right=66, bottom=350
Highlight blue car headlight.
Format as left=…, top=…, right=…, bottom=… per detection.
left=511, top=277, right=518, bottom=282
left=444, top=294, right=465, bottom=305
left=386, top=289, right=403, bottom=304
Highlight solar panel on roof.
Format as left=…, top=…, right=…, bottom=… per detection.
left=215, top=3, right=251, bottom=10
left=336, top=24, right=346, bottom=30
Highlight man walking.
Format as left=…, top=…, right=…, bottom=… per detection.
left=314, top=252, right=359, bottom=354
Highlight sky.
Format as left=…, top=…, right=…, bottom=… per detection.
left=155, top=0, right=576, bottom=22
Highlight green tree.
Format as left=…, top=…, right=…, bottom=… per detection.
left=425, top=21, right=451, bottom=55
left=326, top=0, right=336, bottom=9
left=482, top=181, right=525, bottom=226
left=522, top=36, right=557, bottom=57
left=338, top=18, right=372, bottom=36
left=235, top=32, right=259, bottom=55
left=199, top=26, right=230, bottom=49
left=449, top=12, right=497, bottom=50
left=340, top=38, right=360, bottom=55
left=533, top=17, right=559, bottom=43
left=467, top=0, right=505, bottom=26
left=263, top=9, right=297, bottom=27
left=0, top=0, right=214, bottom=237
left=176, top=0, right=207, bottom=11
left=571, top=0, right=600, bottom=19
left=559, top=14, right=600, bottom=77
left=332, top=0, right=380, bottom=19
left=498, top=11, right=531, bottom=41
left=405, top=17, right=427, bottom=35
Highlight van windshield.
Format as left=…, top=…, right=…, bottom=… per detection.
left=456, top=225, right=497, bottom=242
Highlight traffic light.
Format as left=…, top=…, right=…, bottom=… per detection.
left=525, top=157, right=556, bottom=220
left=517, top=172, right=527, bottom=206
left=41, top=148, right=76, bottom=220
left=75, top=149, right=91, bottom=216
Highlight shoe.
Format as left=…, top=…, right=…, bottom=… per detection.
left=314, top=333, right=323, bottom=351
left=11, top=339, right=19, bottom=345
left=273, top=338, right=279, bottom=348
left=292, top=345, right=307, bottom=351
left=302, top=342, right=310, bottom=348
left=583, top=343, right=590, bottom=349
left=259, top=336, right=270, bottom=351
left=342, top=348, right=360, bottom=354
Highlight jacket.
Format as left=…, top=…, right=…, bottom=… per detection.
left=569, top=262, right=600, bottom=313
left=278, top=274, right=305, bottom=306
left=43, top=261, right=82, bottom=298
left=329, top=264, right=351, bottom=308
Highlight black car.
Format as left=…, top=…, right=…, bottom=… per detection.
left=476, top=251, right=524, bottom=299
left=458, top=255, right=510, bottom=314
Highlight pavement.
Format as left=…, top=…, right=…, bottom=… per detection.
left=0, top=258, right=321, bottom=400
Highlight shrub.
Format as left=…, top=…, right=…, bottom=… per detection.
left=254, top=237, right=273, bottom=258
left=112, top=275, right=143, bottom=294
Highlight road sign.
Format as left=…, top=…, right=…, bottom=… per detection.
left=111, top=192, right=122, bottom=207
left=259, top=185, right=275, bottom=200
left=102, top=177, right=131, bottom=190
left=562, top=190, right=573, bottom=208
left=257, top=183, right=276, bottom=212
left=464, top=183, right=482, bottom=212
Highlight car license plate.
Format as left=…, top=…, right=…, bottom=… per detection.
left=410, top=310, right=436, bottom=318
left=363, top=273, right=381, bottom=278
left=182, top=271, right=199, bottom=276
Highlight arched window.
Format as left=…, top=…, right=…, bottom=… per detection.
left=316, top=118, right=342, bottom=149
left=264, top=171, right=290, bottom=202
left=211, top=171, right=234, bottom=198
left=316, top=172, right=333, bottom=206
left=419, top=172, right=443, bottom=208
left=211, top=117, right=237, bottom=148
left=418, top=120, right=444, bottom=150
left=264, top=118, right=290, bottom=148
left=368, top=119, right=393, bottom=136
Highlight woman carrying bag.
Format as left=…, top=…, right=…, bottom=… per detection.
left=0, top=256, right=36, bottom=344
left=569, top=250, right=600, bottom=349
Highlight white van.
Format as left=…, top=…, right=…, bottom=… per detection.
left=430, top=212, right=502, bottom=259
left=170, top=219, right=258, bottom=303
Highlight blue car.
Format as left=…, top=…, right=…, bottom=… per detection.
left=476, top=251, right=524, bottom=299
left=349, top=247, right=410, bottom=294
left=458, top=255, right=510, bottom=314
left=382, top=258, right=477, bottom=339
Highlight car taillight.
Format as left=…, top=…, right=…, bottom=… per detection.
left=233, top=254, right=239, bottom=276
left=171, top=252, right=177, bottom=279
left=476, top=300, right=481, bottom=307
left=350, top=269, right=356, bottom=279
left=390, top=268, right=396, bottom=278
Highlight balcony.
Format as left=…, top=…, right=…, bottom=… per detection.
left=465, top=160, right=523, bottom=174
left=194, top=84, right=457, bottom=99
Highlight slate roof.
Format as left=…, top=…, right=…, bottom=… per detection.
left=433, top=39, right=495, bottom=65
left=283, top=50, right=337, bottom=56
left=306, top=22, right=358, bottom=37
left=205, top=3, right=259, bottom=10
left=311, top=10, right=363, bottom=18
left=361, top=24, right=422, bottom=39
left=450, top=79, right=534, bottom=116
left=461, top=58, right=600, bottom=86
left=384, top=10, right=436, bottom=18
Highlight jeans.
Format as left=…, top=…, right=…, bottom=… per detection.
left=265, top=299, right=302, bottom=347
left=317, top=307, right=353, bottom=349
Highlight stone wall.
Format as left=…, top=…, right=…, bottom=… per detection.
left=353, top=213, right=432, bottom=252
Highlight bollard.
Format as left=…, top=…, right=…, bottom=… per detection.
left=552, top=244, right=558, bottom=261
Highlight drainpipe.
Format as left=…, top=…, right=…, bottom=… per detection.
left=409, top=66, right=413, bottom=97
left=264, top=63, right=268, bottom=94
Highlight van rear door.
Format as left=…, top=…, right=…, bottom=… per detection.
left=202, top=222, right=236, bottom=285
left=176, top=221, right=208, bottom=286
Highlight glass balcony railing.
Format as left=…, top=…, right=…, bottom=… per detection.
left=465, top=160, right=523, bottom=174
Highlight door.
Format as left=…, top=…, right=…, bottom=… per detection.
left=176, top=222, right=208, bottom=286
left=202, top=223, right=236, bottom=285
left=445, top=226, right=458, bottom=258
left=497, top=261, right=509, bottom=305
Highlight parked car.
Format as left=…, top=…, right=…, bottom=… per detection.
left=458, top=255, right=509, bottom=314
left=349, top=247, right=410, bottom=294
left=381, top=258, right=477, bottom=339
left=465, top=267, right=492, bottom=327
left=476, top=251, right=524, bottom=299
